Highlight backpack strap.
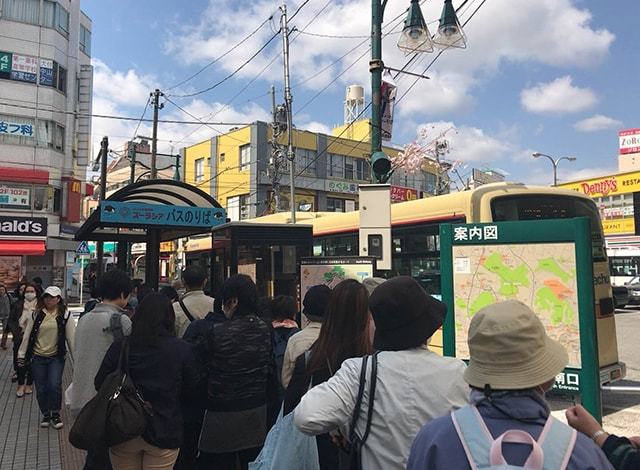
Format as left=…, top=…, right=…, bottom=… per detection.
left=109, top=312, right=124, bottom=341
left=179, top=297, right=195, bottom=322
left=451, top=405, right=495, bottom=469
left=348, top=355, right=369, bottom=445
left=537, top=416, right=577, bottom=470
left=359, top=351, right=379, bottom=445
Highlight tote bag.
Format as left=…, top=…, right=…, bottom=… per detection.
left=249, top=406, right=320, bottom=470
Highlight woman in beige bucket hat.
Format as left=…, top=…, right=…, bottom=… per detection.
left=407, top=300, right=613, bottom=470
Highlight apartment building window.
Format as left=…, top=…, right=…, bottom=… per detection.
left=239, top=144, right=251, bottom=170
left=2, top=0, right=40, bottom=25
left=80, top=25, right=92, bottom=56
left=327, top=197, right=345, bottom=212
left=344, top=157, right=354, bottom=180
left=422, top=171, right=437, bottom=194
left=355, top=159, right=370, bottom=181
left=42, top=1, right=69, bottom=36
left=194, top=158, right=205, bottom=182
left=54, top=62, right=67, bottom=93
left=295, top=148, right=317, bottom=176
left=327, top=154, right=344, bottom=178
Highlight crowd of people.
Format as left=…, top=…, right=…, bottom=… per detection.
left=0, top=268, right=638, bottom=470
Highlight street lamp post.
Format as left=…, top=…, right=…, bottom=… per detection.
left=532, top=152, right=577, bottom=186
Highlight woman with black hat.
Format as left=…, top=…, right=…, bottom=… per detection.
left=294, top=276, right=468, bottom=470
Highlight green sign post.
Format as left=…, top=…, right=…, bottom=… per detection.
left=440, top=217, right=602, bottom=422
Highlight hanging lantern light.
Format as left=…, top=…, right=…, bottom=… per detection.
left=433, top=0, right=466, bottom=49
left=397, top=0, right=434, bottom=55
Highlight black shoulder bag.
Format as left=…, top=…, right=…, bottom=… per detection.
left=69, top=339, right=151, bottom=450
left=179, top=297, right=196, bottom=322
left=343, top=352, right=379, bottom=470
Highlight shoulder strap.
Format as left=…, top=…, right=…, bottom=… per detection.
left=63, top=310, right=71, bottom=323
left=348, top=355, right=369, bottom=444
left=179, top=297, right=195, bottom=322
left=537, top=416, right=577, bottom=470
left=451, top=405, right=495, bottom=468
left=360, top=351, right=379, bottom=445
left=109, top=312, right=125, bottom=341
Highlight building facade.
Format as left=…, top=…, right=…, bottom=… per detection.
left=0, top=0, right=93, bottom=296
left=182, top=120, right=439, bottom=221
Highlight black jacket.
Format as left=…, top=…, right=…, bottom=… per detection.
left=198, top=313, right=276, bottom=412
left=95, top=337, right=201, bottom=449
left=24, top=309, right=71, bottom=361
left=6, top=299, right=23, bottom=337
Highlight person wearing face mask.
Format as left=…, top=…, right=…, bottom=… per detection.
left=18, top=286, right=74, bottom=430
left=13, top=284, right=39, bottom=397
left=195, top=274, right=276, bottom=470
left=406, top=300, right=612, bottom=470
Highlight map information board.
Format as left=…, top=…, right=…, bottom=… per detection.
left=452, top=243, right=581, bottom=367
left=300, top=257, right=374, bottom=297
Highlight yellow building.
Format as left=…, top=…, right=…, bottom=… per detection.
left=557, top=170, right=640, bottom=245
left=182, top=120, right=439, bottom=221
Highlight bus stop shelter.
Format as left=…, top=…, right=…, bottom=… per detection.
left=75, top=180, right=225, bottom=289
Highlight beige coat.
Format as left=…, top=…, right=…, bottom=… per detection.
left=173, top=290, right=215, bottom=337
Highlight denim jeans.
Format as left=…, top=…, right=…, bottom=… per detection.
left=31, top=355, right=65, bottom=415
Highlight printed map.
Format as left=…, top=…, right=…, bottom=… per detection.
left=453, top=243, right=581, bottom=367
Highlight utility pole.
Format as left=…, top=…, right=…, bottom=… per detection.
left=129, top=142, right=136, bottom=184
left=280, top=3, right=296, bottom=223
left=96, top=136, right=108, bottom=283
left=150, top=89, right=164, bottom=179
left=270, top=85, right=282, bottom=213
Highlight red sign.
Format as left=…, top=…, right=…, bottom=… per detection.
left=62, top=178, right=82, bottom=223
left=0, top=167, right=48, bottom=184
left=390, top=186, right=419, bottom=202
left=619, top=128, right=640, bottom=155
left=580, top=178, right=618, bottom=196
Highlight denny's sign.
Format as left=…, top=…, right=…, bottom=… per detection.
left=559, top=172, right=640, bottom=197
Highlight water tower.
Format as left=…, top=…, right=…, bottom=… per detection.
left=344, top=85, right=365, bottom=124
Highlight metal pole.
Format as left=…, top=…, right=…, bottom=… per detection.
left=281, top=3, right=296, bottom=223
left=129, top=144, right=136, bottom=184
left=553, top=162, right=557, bottom=186
left=150, top=89, right=163, bottom=179
left=370, top=0, right=384, bottom=182
left=96, top=136, right=108, bottom=283
left=270, top=85, right=281, bottom=212
left=79, top=255, right=84, bottom=305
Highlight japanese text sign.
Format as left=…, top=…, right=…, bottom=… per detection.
left=100, top=201, right=226, bottom=228
left=0, top=120, right=34, bottom=138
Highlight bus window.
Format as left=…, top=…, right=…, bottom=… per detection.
left=491, top=195, right=606, bottom=261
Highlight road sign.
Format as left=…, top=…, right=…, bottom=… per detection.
left=76, top=241, right=90, bottom=255
left=439, top=217, right=601, bottom=422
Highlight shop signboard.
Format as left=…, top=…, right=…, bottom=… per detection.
left=0, top=216, right=47, bottom=237
left=326, top=180, right=359, bottom=194
left=9, top=53, right=37, bottom=83
left=39, top=59, right=54, bottom=86
left=440, top=218, right=601, bottom=421
left=390, top=185, right=419, bottom=202
left=100, top=201, right=226, bottom=228
left=0, top=119, right=34, bottom=138
left=0, top=51, right=11, bottom=78
left=0, top=185, right=30, bottom=206
left=619, top=128, right=640, bottom=155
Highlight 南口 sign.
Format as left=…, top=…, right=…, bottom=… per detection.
left=0, top=216, right=47, bottom=237
left=0, top=120, right=34, bottom=138
left=619, top=128, right=640, bottom=155
left=100, top=201, right=226, bottom=228
left=0, top=185, right=30, bottom=206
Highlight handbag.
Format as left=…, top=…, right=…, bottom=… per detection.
left=250, top=350, right=320, bottom=470
left=69, top=339, right=151, bottom=450
left=342, top=352, right=379, bottom=470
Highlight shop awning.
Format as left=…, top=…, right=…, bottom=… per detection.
left=0, top=240, right=46, bottom=256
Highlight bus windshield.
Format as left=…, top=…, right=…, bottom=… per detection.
left=491, top=195, right=606, bottom=261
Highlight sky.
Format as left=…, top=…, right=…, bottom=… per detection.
left=81, top=0, right=640, bottom=186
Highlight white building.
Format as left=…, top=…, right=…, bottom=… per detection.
left=0, top=0, right=93, bottom=297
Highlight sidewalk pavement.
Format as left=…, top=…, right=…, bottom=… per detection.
left=0, top=345, right=84, bottom=470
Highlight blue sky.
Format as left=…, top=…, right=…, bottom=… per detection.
left=82, top=0, right=640, bottom=186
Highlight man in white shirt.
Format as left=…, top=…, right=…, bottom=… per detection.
left=281, top=284, right=331, bottom=388
left=174, top=265, right=215, bottom=337
left=294, top=276, right=468, bottom=470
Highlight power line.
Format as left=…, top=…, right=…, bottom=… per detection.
left=295, top=30, right=371, bottom=39
left=164, top=16, right=274, bottom=92
left=169, top=30, right=281, bottom=99
left=0, top=101, right=252, bottom=125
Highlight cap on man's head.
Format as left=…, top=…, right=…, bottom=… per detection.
left=302, top=285, right=332, bottom=321
left=369, top=276, right=445, bottom=351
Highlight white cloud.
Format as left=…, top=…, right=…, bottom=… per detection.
left=92, top=59, right=157, bottom=106
left=558, top=165, right=617, bottom=184
left=416, top=121, right=512, bottom=164
left=164, top=0, right=613, bottom=119
left=574, top=114, right=622, bottom=133
left=520, top=76, right=597, bottom=114
left=301, top=121, right=332, bottom=135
